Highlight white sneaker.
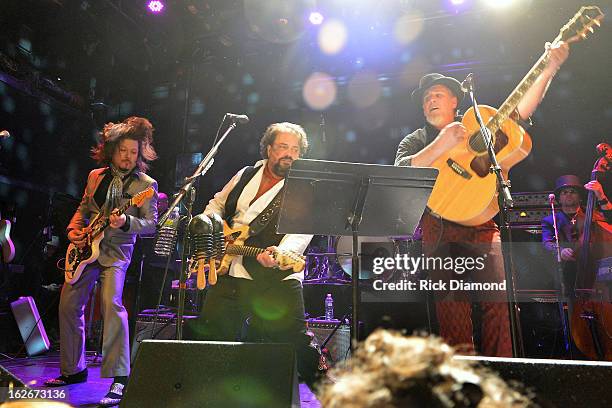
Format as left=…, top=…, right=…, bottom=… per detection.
left=98, top=382, right=124, bottom=407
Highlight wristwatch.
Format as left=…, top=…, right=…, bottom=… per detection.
left=597, top=197, right=610, bottom=206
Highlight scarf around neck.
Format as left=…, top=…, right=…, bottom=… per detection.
left=104, top=164, right=132, bottom=215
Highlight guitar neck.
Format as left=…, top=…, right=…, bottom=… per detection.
left=468, top=50, right=550, bottom=153
left=90, top=198, right=136, bottom=239
left=225, top=244, right=265, bottom=258
left=492, top=52, right=550, bottom=132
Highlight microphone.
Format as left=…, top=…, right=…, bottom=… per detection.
left=189, top=214, right=214, bottom=289
left=189, top=214, right=214, bottom=262
left=208, top=213, right=224, bottom=285
left=461, top=73, right=474, bottom=93
left=153, top=206, right=181, bottom=257
left=320, top=114, right=326, bottom=144
left=225, top=113, right=250, bottom=124
left=0, top=130, right=10, bottom=138
left=548, top=193, right=562, bottom=264
left=208, top=213, right=225, bottom=259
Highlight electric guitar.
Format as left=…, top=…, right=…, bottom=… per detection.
left=64, top=186, right=155, bottom=284
left=0, top=219, right=15, bottom=263
left=427, top=6, right=604, bottom=226
left=218, top=222, right=306, bottom=274
left=190, top=221, right=306, bottom=289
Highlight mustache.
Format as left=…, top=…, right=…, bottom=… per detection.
left=280, top=156, right=293, bottom=161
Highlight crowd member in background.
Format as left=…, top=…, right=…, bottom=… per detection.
left=318, top=329, right=534, bottom=407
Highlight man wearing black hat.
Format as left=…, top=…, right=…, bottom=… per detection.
left=542, top=175, right=584, bottom=260
left=394, top=42, right=569, bottom=357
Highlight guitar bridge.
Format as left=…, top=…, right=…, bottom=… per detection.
left=446, top=158, right=472, bottom=179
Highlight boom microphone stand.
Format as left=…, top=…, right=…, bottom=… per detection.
left=157, top=114, right=245, bottom=340
left=463, top=74, right=525, bottom=357
left=548, top=194, right=572, bottom=354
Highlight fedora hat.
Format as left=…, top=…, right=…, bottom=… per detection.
left=411, top=73, right=465, bottom=103
left=554, top=174, right=584, bottom=196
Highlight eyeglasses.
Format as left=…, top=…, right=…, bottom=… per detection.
left=271, top=143, right=300, bottom=154
left=560, top=188, right=579, bottom=195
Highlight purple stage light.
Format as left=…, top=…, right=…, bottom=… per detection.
left=450, top=0, right=465, bottom=4
left=147, top=0, right=165, bottom=14
left=309, top=11, right=324, bottom=25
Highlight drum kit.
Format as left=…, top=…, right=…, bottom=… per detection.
left=304, top=235, right=422, bottom=283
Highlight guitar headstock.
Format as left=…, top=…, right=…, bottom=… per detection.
left=131, top=186, right=155, bottom=207
left=557, top=6, right=604, bottom=45
left=274, top=250, right=306, bottom=272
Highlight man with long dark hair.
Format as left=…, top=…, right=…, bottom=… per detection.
left=45, top=117, right=158, bottom=407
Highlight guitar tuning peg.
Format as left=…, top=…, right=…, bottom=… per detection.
left=587, top=26, right=594, bottom=33
left=593, top=19, right=601, bottom=27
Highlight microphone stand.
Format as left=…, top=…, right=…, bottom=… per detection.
left=464, top=76, right=525, bottom=357
left=158, top=117, right=240, bottom=340
left=549, top=196, right=572, bottom=355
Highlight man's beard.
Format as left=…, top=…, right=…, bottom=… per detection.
left=272, top=158, right=293, bottom=177
left=426, top=114, right=447, bottom=129
left=118, top=162, right=135, bottom=171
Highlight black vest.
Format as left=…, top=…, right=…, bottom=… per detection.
left=224, top=165, right=291, bottom=280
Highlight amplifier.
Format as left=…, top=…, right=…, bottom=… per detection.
left=511, top=191, right=553, bottom=208
left=131, top=313, right=197, bottom=363
left=508, top=208, right=550, bottom=225
left=307, top=319, right=351, bottom=364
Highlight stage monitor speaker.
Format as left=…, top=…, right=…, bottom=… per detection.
left=9, top=296, right=50, bottom=356
left=456, top=356, right=612, bottom=407
left=307, top=319, right=351, bottom=364
left=130, top=313, right=197, bottom=364
left=122, top=340, right=299, bottom=408
left=0, top=364, right=26, bottom=388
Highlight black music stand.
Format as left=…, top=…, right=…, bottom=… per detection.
left=277, top=159, right=437, bottom=343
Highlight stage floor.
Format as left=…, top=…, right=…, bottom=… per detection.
left=0, top=352, right=321, bottom=407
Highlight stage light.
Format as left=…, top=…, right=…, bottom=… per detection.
left=309, top=11, right=324, bottom=25
left=318, top=19, right=348, bottom=55
left=147, top=1, right=165, bottom=14
left=482, top=0, right=514, bottom=8
left=393, top=11, right=425, bottom=46
left=347, top=71, right=382, bottom=109
left=303, top=72, right=337, bottom=111
left=450, top=0, right=465, bottom=4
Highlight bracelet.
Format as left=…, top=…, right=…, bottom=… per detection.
left=597, top=198, right=610, bottom=206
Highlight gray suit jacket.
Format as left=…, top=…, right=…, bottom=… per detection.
left=67, top=167, right=158, bottom=270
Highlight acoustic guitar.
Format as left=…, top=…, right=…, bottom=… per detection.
left=64, top=187, right=155, bottom=284
left=427, top=6, right=604, bottom=226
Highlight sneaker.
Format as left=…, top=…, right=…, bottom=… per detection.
left=98, top=382, right=124, bottom=407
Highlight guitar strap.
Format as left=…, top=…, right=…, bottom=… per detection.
left=248, top=188, right=284, bottom=238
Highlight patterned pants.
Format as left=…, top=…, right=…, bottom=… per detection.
left=420, top=211, right=513, bottom=357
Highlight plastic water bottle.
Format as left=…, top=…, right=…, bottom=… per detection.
left=324, top=293, right=334, bottom=321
